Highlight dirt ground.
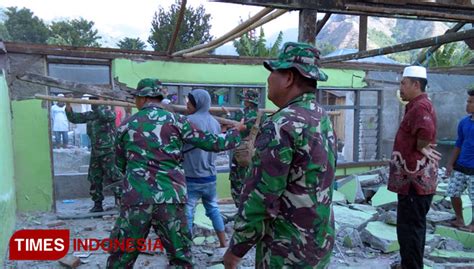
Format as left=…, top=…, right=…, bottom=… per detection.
left=4, top=196, right=397, bottom=269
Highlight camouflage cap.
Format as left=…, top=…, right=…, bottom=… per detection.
left=263, top=42, right=328, bottom=81
left=133, top=78, right=163, bottom=97
left=241, top=89, right=259, bottom=105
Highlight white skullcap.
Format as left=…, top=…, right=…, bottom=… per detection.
left=402, top=66, right=427, bottom=79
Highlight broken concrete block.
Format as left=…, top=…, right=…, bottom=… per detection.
left=461, top=194, right=472, bottom=226
left=47, top=220, right=66, bottom=227
left=357, top=174, right=382, bottom=187
left=73, top=252, right=91, bottom=258
left=193, top=236, right=205, bottom=245
left=426, top=234, right=442, bottom=251
left=209, top=247, right=227, bottom=264
left=333, top=205, right=375, bottom=231
left=426, top=209, right=455, bottom=223
left=83, top=225, right=96, bottom=231
left=78, top=165, right=89, bottom=173
left=432, top=262, right=474, bottom=268
left=371, top=185, right=397, bottom=207
left=333, top=190, right=346, bottom=204
left=436, top=182, right=449, bottom=196
left=380, top=210, right=397, bottom=226
left=428, top=249, right=474, bottom=263
left=193, top=204, right=214, bottom=230
left=58, top=255, right=81, bottom=268
left=434, top=225, right=474, bottom=248
left=208, top=265, right=225, bottom=269
left=341, top=227, right=363, bottom=248
left=337, top=175, right=365, bottom=203
left=438, top=237, right=465, bottom=251
left=206, top=236, right=216, bottom=244
left=361, top=221, right=399, bottom=253
left=349, top=204, right=378, bottom=216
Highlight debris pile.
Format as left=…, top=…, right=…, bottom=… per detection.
left=5, top=167, right=473, bottom=268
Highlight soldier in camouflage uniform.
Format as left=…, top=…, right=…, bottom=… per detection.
left=65, top=98, right=121, bottom=212
left=223, top=42, right=337, bottom=269
left=222, top=89, right=263, bottom=207
left=106, top=78, right=244, bottom=269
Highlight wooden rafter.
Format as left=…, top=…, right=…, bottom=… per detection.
left=316, top=13, right=331, bottom=36
left=167, top=0, right=187, bottom=55
left=413, top=22, right=466, bottom=65
left=172, top=7, right=274, bottom=56
left=321, top=29, right=474, bottom=63
left=212, top=0, right=474, bottom=22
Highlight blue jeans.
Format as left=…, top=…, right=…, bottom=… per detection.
left=54, top=131, right=68, bottom=146
left=186, top=181, right=224, bottom=234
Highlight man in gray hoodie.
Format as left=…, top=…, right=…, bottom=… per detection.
left=183, top=89, right=228, bottom=247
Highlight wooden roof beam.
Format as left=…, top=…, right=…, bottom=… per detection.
left=322, top=28, right=474, bottom=63
left=212, top=0, right=474, bottom=22
left=413, top=22, right=466, bottom=65
left=167, top=0, right=187, bottom=55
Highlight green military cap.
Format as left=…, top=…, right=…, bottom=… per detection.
left=133, top=78, right=163, bottom=97
left=263, top=42, right=328, bottom=81
left=241, top=89, right=260, bottom=105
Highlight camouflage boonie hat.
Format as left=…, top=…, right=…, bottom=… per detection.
left=133, top=78, right=163, bottom=97
left=264, top=42, right=328, bottom=81
left=241, top=89, right=259, bottom=105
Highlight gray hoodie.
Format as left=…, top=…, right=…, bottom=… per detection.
left=183, top=89, right=221, bottom=178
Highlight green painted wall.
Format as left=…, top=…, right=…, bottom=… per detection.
left=12, top=100, right=53, bottom=211
left=112, top=59, right=366, bottom=111
left=112, top=59, right=367, bottom=198
left=0, top=72, right=16, bottom=264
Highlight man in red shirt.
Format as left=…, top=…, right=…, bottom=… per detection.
left=388, top=66, right=441, bottom=269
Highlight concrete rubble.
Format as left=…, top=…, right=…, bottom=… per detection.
left=6, top=167, right=473, bottom=268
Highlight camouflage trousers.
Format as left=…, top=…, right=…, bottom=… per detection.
left=254, top=232, right=332, bottom=269
left=88, top=152, right=121, bottom=203
left=229, top=161, right=249, bottom=208
left=106, top=203, right=193, bottom=269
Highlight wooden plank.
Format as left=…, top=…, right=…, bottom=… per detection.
left=35, top=94, right=134, bottom=107
left=17, top=72, right=132, bottom=101
left=322, top=29, right=474, bottom=63
left=35, top=94, right=242, bottom=126
left=359, top=15, right=368, bottom=51
left=298, top=9, right=318, bottom=44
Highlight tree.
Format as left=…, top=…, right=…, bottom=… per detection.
left=316, top=41, right=336, bottom=56
left=0, top=23, right=11, bottom=41
left=148, top=1, right=213, bottom=52
left=4, top=7, right=50, bottom=44
left=425, top=42, right=472, bottom=67
left=233, top=26, right=283, bottom=57
left=48, top=18, right=101, bottom=47
left=117, top=37, right=146, bottom=50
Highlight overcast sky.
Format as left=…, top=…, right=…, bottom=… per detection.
left=0, top=0, right=300, bottom=48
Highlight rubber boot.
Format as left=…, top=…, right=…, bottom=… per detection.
left=90, top=201, right=104, bottom=212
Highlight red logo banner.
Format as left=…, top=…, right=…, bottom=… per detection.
left=9, top=229, right=69, bottom=260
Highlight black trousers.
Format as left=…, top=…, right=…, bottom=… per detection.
left=397, top=189, right=433, bottom=269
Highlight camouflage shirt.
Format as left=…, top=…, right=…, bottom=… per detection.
left=229, top=106, right=264, bottom=138
left=66, top=105, right=116, bottom=156
left=229, top=92, right=337, bottom=268
left=115, top=102, right=241, bottom=206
